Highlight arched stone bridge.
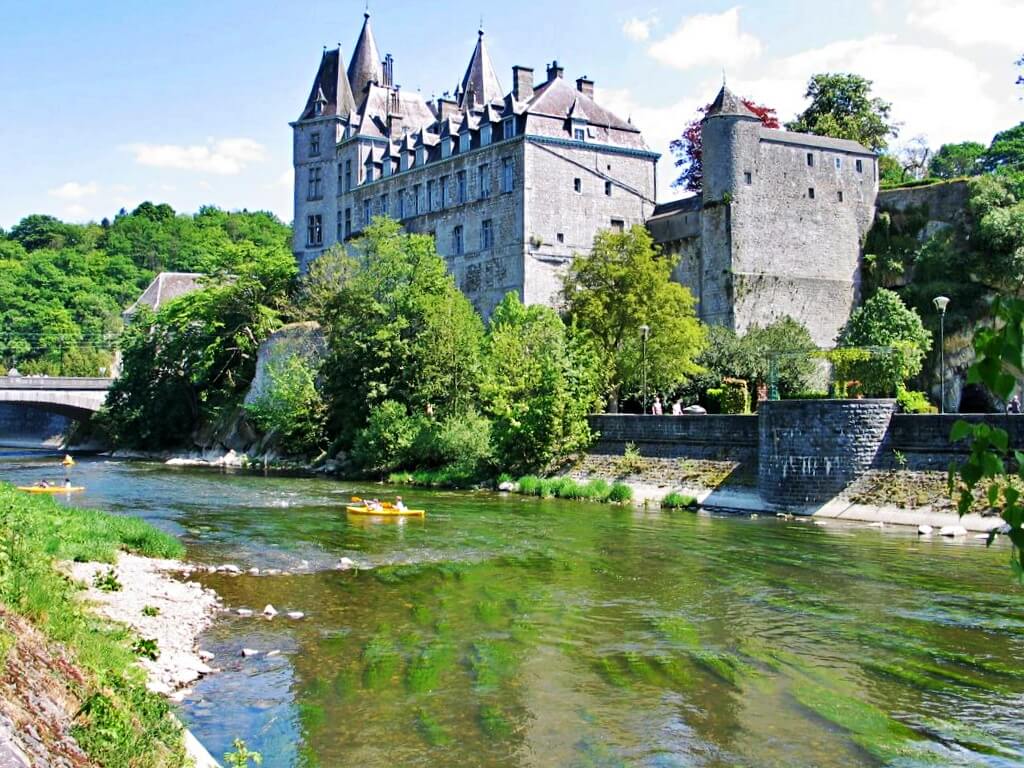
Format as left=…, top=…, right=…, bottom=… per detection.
left=0, top=377, right=112, bottom=421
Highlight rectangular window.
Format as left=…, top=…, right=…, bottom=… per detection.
left=837, top=190, right=844, bottom=203
left=481, top=123, right=492, bottom=146
left=457, top=171, right=467, bottom=204
left=574, top=178, right=581, bottom=193
left=344, top=208, right=352, bottom=238
left=452, top=225, right=464, bottom=256
left=501, top=157, right=514, bottom=193
left=503, top=118, right=515, bottom=140
left=307, top=166, right=323, bottom=200
left=856, top=158, right=863, bottom=173
left=440, top=176, right=449, bottom=209
left=806, top=152, right=814, bottom=167
left=604, top=181, right=612, bottom=197
left=398, top=189, right=406, bottom=219
left=338, top=162, right=343, bottom=189
left=380, top=192, right=389, bottom=215
left=365, top=163, right=374, bottom=183
left=478, top=164, right=491, bottom=198
left=344, top=159, right=352, bottom=192
left=834, top=157, right=843, bottom=170
left=556, top=232, right=564, bottom=243
left=427, top=180, right=436, bottom=211
left=481, top=219, right=493, bottom=250
left=574, top=128, right=585, bottom=141
left=337, top=210, right=343, bottom=240
left=459, top=133, right=470, bottom=153
left=413, top=184, right=421, bottom=215
left=744, top=171, right=752, bottom=185
left=808, top=187, right=815, bottom=199
left=310, top=133, right=320, bottom=156
left=306, top=214, right=322, bottom=246
left=610, top=218, right=624, bottom=233
left=362, top=198, right=371, bottom=227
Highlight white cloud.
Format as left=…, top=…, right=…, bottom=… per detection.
left=907, top=0, right=1024, bottom=49
left=64, top=203, right=89, bottom=219
left=622, top=16, right=655, bottom=42
left=123, top=137, right=267, bottom=175
left=647, top=7, right=761, bottom=72
left=49, top=181, right=98, bottom=200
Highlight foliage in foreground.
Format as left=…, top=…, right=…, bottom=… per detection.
left=244, top=353, right=327, bottom=457
left=951, top=297, right=1024, bottom=579
left=0, top=484, right=187, bottom=766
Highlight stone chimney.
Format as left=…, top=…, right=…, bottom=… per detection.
left=546, top=60, right=564, bottom=82
left=387, top=88, right=404, bottom=137
left=437, top=97, right=459, bottom=121
left=513, top=65, right=534, bottom=101
left=576, top=76, right=594, bottom=98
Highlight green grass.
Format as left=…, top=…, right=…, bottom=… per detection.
left=660, top=492, right=697, bottom=510
left=0, top=483, right=188, bottom=767
left=511, top=475, right=629, bottom=504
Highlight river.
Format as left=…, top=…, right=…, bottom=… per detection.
left=3, top=449, right=1023, bottom=767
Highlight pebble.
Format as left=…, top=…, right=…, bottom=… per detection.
left=939, top=525, right=968, bottom=537
left=867, top=522, right=885, bottom=528
left=248, top=567, right=260, bottom=576
left=973, top=533, right=992, bottom=540
left=217, top=564, right=242, bottom=575
left=198, top=650, right=214, bottom=662
left=813, top=520, right=827, bottom=526
left=286, top=611, right=305, bottom=620
left=749, top=513, right=758, bottom=520
left=917, top=524, right=933, bottom=535
left=265, top=568, right=282, bottom=576
left=497, top=481, right=516, bottom=492
left=263, top=604, right=278, bottom=617
left=266, top=650, right=281, bottom=657
left=236, top=608, right=254, bottom=617
left=335, top=557, right=356, bottom=570
left=240, top=648, right=259, bottom=657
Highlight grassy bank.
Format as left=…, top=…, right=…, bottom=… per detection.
left=511, top=475, right=633, bottom=503
left=0, top=483, right=189, bottom=767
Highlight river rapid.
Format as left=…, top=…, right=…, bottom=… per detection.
left=3, top=449, right=1023, bottom=767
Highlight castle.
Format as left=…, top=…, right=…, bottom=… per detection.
left=292, top=14, right=878, bottom=347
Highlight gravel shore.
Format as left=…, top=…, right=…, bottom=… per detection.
left=69, top=553, right=221, bottom=698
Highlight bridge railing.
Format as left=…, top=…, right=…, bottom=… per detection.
left=0, top=376, right=113, bottom=391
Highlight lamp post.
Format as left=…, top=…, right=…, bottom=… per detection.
left=640, top=324, right=650, bottom=414
left=933, top=295, right=949, bottom=414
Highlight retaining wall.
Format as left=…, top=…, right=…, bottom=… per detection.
left=588, top=414, right=758, bottom=462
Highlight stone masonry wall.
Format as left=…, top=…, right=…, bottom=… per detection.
left=588, top=414, right=758, bottom=462
left=758, top=399, right=896, bottom=507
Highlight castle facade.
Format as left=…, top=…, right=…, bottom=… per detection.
left=293, top=15, right=878, bottom=346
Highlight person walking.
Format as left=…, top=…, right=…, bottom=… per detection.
left=672, top=400, right=683, bottom=416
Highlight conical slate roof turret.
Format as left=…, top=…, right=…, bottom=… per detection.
left=299, top=47, right=357, bottom=120
left=457, top=29, right=503, bottom=109
left=348, top=12, right=383, bottom=109
left=704, top=84, right=758, bottom=120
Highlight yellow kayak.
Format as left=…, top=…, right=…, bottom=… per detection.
left=346, top=504, right=425, bottom=518
left=18, top=485, right=85, bottom=494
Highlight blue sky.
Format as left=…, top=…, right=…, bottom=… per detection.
left=1, top=0, right=1021, bottom=229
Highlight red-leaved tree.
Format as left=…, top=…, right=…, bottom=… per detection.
left=670, top=99, right=780, bottom=192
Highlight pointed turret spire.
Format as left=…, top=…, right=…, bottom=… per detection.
left=299, top=46, right=356, bottom=120
left=705, top=84, right=758, bottom=120
left=348, top=11, right=383, bottom=109
left=457, top=28, right=503, bottom=109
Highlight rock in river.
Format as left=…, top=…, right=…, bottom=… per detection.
left=918, top=524, right=933, bottom=535
left=263, top=604, right=278, bottom=617
left=939, top=525, right=967, bottom=537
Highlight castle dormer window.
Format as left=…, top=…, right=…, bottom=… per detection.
left=503, top=118, right=515, bottom=140
left=310, top=133, right=320, bottom=157
left=574, top=128, right=585, bottom=141
left=416, top=145, right=426, bottom=166
left=481, top=123, right=492, bottom=146
left=459, top=132, right=471, bottom=153
left=442, top=137, right=453, bottom=158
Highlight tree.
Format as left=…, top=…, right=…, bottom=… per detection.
left=562, top=226, right=706, bottom=410
left=982, top=122, right=1024, bottom=174
left=321, top=218, right=485, bottom=447
left=929, top=141, right=986, bottom=179
left=897, top=136, right=932, bottom=181
left=291, top=243, right=356, bottom=320
left=837, top=289, right=931, bottom=395
left=786, top=73, right=897, bottom=151
left=670, top=98, right=779, bottom=192
left=744, top=317, right=819, bottom=396
left=244, top=354, right=327, bottom=456
left=482, top=293, right=604, bottom=473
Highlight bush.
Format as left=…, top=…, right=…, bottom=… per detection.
left=828, top=345, right=919, bottom=397
left=790, top=390, right=830, bottom=400
left=896, top=387, right=937, bottom=414
left=351, top=401, right=420, bottom=474
left=244, top=354, right=327, bottom=457
left=617, top=442, right=645, bottom=474
left=709, top=378, right=750, bottom=413
left=517, top=475, right=541, bottom=495
left=411, top=410, right=493, bottom=484
left=661, top=492, right=697, bottom=509
left=608, top=483, right=633, bottom=503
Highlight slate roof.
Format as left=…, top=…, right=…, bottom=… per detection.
left=457, top=31, right=504, bottom=109
left=348, top=13, right=382, bottom=109
left=704, top=85, right=758, bottom=120
left=759, top=127, right=874, bottom=156
left=123, top=272, right=205, bottom=318
left=298, top=48, right=356, bottom=120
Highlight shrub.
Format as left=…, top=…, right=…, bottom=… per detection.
left=351, top=401, right=421, bottom=474
left=661, top=492, right=697, bottom=509
left=244, top=354, right=327, bottom=457
left=581, top=478, right=612, bottom=501
left=608, top=483, right=633, bottom=503
left=896, top=387, right=937, bottom=414
left=828, top=345, right=919, bottom=397
left=719, top=378, right=751, bottom=413
left=517, top=475, right=542, bottom=496
left=790, top=390, right=830, bottom=400
left=428, top=410, right=493, bottom=481
left=617, top=442, right=645, bottom=475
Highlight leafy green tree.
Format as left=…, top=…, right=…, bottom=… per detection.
left=929, top=141, right=986, bottom=179
left=9, top=214, right=82, bottom=251
left=878, top=154, right=907, bottom=186
left=786, top=73, right=897, bottom=151
left=982, top=122, right=1024, bottom=174
left=561, top=226, right=706, bottom=411
left=291, top=244, right=356, bottom=320
left=744, top=317, right=819, bottom=396
left=103, top=244, right=296, bottom=448
left=837, top=289, right=931, bottom=395
left=322, top=218, right=485, bottom=447
left=351, top=400, right=422, bottom=474
left=965, top=172, right=1024, bottom=292
left=483, top=293, right=605, bottom=474
left=244, top=354, right=327, bottom=456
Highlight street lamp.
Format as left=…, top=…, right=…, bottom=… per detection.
left=933, top=295, right=949, bottom=414
left=640, top=324, right=650, bottom=414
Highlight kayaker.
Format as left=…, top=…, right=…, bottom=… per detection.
left=395, top=496, right=407, bottom=511
left=36, top=479, right=50, bottom=488
left=367, top=499, right=383, bottom=512
left=64, top=477, right=72, bottom=488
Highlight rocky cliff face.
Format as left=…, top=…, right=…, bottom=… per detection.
left=243, top=321, right=326, bottom=407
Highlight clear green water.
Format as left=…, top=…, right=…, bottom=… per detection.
left=3, top=450, right=1023, bottom=767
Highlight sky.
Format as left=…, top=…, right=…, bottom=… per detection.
left=0, top=0, right=1021, bottom=230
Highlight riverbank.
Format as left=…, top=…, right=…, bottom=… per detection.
left=0, top=484, right=220, bottom=767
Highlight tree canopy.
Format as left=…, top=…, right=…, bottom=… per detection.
left=561, top=225, right=706, bottom=410
left=786, top=73, right=897, bottom=151
left=929, top=141, right=987, bottom=179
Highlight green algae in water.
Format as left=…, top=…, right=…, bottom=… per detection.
left=650, top=615, right=700, bottom=646
left=415, top=708, right=451, bottom=747
left=362, top=629, right=401, bottom=689
left=405, top=641, right=454, bottom=693
left=468, top=640, right=518, bottom=691
left=915, top=716, right=1021, bottom=759
left=594, top=655, right=631, bottom=688
left=479, top=703, right=513, bottom=739
left=688, top=649, right=756, bottom=686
